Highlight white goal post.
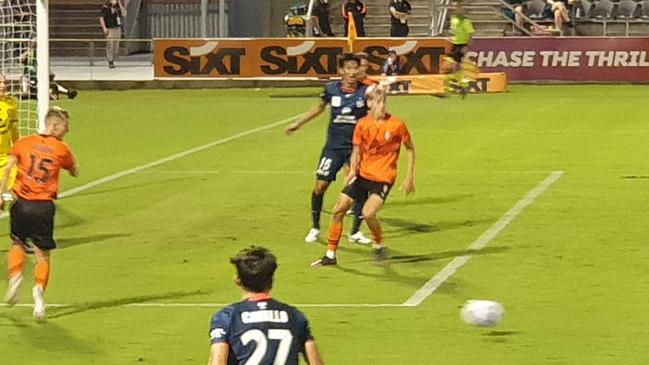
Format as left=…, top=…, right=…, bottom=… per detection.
left=0, top=0, right=48, bottom=135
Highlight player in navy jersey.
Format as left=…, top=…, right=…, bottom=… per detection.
left=208, top=247, right=324, bottom=365
left=285, top=53, right=372, bottom=245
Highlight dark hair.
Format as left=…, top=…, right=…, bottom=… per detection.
left=388, top=50, right=397, bottom=56
left=337, top=52, right=361, bottom=68
left=230, top=246, right=278, bottom=293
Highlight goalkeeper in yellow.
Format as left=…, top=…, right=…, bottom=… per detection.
left=0, top=73, right=20, bottom=188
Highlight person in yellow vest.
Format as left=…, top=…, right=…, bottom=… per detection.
left=446, top=5, right=476, bottom=97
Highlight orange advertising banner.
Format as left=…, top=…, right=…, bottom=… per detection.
left=153, top=38, right=451, bottom=78
left=375, top=73, right=508, bottom=95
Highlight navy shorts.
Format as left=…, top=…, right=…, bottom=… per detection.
left=315, top=148, right=352, bottom=182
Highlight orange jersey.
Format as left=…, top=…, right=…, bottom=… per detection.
left=353, top=113, right=411, bottom=184
left=10, top=134, right=75, bottom=201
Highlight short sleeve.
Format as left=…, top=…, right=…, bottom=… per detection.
left=61, top=145, right=75, bottom=171
left=100, top=7, right=110, bottom=18
left=400, top=122, right=412, bottom=144
left=209, top=306, right=235, bottom=345
left=294, top=310, right=314, bottom=347
left=320, top=86, right=332, bottom=104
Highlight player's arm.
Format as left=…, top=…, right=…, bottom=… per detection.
left=207, top=343, right=229, bottom=365
left=400, top=138, right=415, bottom=195
left=285, top=100, right=326, bottom=135
left=345, top=145, right=360, bottom=185
left=304, top=340, right=325, bottom=365
left=0, top=156, right=17, bottom=210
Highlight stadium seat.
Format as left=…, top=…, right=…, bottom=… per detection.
left=590, top=0, right=615, bottom=18
left=575, top=0, right=593, bottom=19
left=615, top=0, right=639, bottom=18
left=525, top=0, right=548, bottom=19
left=641, top=0, right=649, bottom=18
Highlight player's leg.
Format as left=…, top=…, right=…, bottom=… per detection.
left=29, top=201, right=57, bottom=321
left=5, top=199, right=29, bottom=305
left=5, top=241, right=26, bottom=305
left=32, top=246, right=50, bottom=321
left=362, top=194, right=388, bottom=261
left=362, top=180, right=392, bottom=262
left=348, top=195, right=372, bottom=244
left=306, top=149, right=346, bottom=243
left=311, top=180, right=364, bottom=266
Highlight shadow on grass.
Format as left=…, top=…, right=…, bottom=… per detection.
left=382, top=217, right=495, bottom=238
left=63, top=176, right=187, bottom=200
left=0, top=311, right=104, bottom=355
left=57, top=232, right=132, bottom=250
left=48, top=289, right=207, bottom=319
left=387, top=194, right=473, bottom=207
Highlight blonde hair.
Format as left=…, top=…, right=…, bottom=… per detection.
left=365, top=84, right=387, bottom=102
left=45, top=106, right=70, bottom=126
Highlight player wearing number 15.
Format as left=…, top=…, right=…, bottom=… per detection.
left=208, top=247, right=324, bottom=365
left=1, top=107, right=78, bottom=321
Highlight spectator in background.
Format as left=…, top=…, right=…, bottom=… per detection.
left=389, top=0, right=412, bottom=37
left=343, top=0, right=367, bottom=36
left=503, top=0, right=525, bottom=28
left=381, top=50, right=400, bottom=76
left=545, top=0, right=571, bottom=32
left=313, top=0, right=335, bottom=36
left=99, top=0, right=127, bottom=69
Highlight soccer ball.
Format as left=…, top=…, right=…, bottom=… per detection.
left=460, top=300, right=505, bottom=327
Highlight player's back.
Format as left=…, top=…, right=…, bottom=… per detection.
left=12, top=134, right=74, bottom=201
left=210, top=295, right=313, bottom=365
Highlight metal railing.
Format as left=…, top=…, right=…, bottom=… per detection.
left=50, top=38, right=154, bottom=66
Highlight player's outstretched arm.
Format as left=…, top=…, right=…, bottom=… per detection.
left=207, top=343, right=229, bottom=365
left=399, top=139, right=415, bottom=195
left=304, top=340, right=325, bottom=365
left=285, top=101, right=326, bottom=135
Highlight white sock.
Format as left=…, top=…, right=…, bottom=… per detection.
left=326, top=250, right=335, bottom=259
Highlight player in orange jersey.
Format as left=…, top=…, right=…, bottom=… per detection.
left=1, top=106, right=78, bottom=320
left=312, top=85, right=415, bottom=266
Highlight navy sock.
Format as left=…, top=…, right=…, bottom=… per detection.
left=350, top=200, right=364, bottom=235
left=311, top=191, right=324, bottom=229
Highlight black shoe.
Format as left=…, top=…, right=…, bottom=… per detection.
left=108, top=61, right=115, bottom=69
left=311, top=256, right=337, bottom=267
left=373, top=246, right=388, bottom=263
left=68, top=90, right=78, bottom=99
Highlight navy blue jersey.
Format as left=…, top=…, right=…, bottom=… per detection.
left=209, top=296, right=313, bottom=365
left=321, top=81, right=368, bottom=150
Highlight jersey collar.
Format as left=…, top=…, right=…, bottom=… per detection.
left=247, top=293, right=272, bottom=302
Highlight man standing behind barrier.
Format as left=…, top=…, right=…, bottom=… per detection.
left=99, top=0, right=127, bottom=69
left=343, top=0, right=367, bottom=37
left=313, top=0, right=335, bottom=36
left=389, top=0, right=412, bottom=37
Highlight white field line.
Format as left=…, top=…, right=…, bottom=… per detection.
left=0, top=114, right=302, bottom=219
left=143, top=169, right=555, bottom=175
left=403, top=170, right=565, bottom=307
left=0, top=303, right=406, bottom=309
left=58, top=114, right=303, bottom=198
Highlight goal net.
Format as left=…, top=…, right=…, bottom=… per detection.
left=0, top=0, right=46, bottom=136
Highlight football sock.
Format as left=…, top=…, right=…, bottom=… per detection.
left=350, top=200, right=364, bottom=235
left=327, top=222, right=343, bottom=253
left=35, top=261, right=50, bottom=290
left=311, top=191, right=324, bottom=229
left=8, top=245, right=25, bottom=278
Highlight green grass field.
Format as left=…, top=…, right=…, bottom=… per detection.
left=1, top=85, right=649, bottom=364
